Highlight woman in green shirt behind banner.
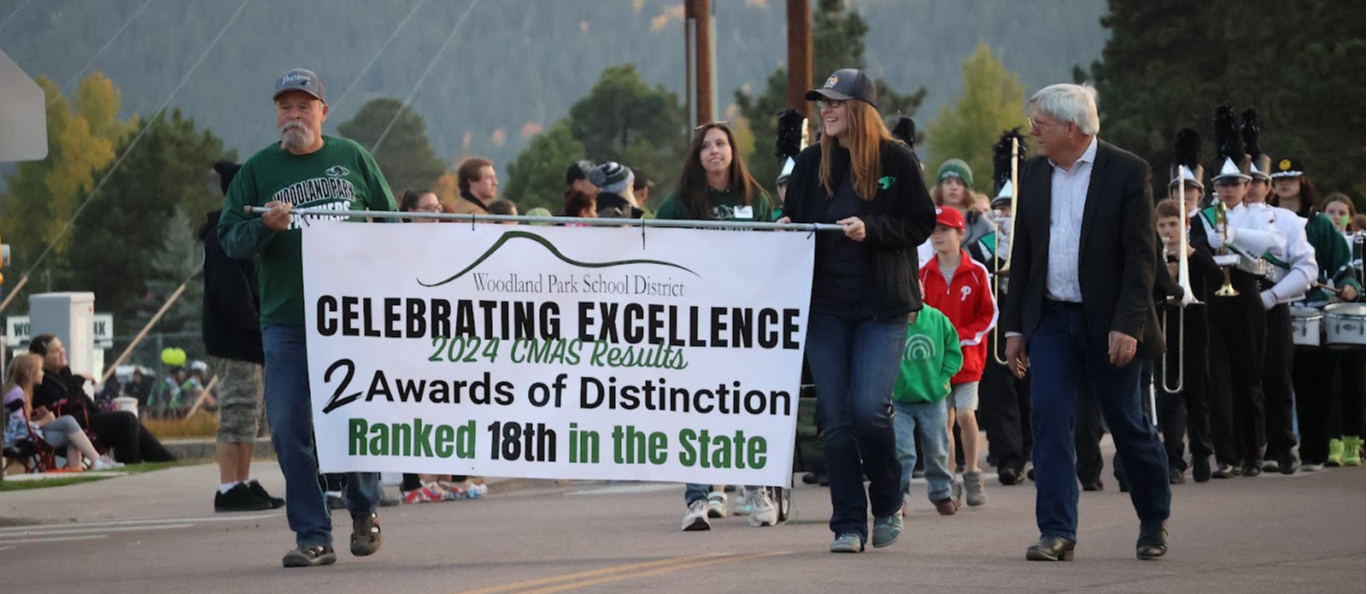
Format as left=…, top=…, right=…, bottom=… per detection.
left=655, top=122, right=779, bottom=532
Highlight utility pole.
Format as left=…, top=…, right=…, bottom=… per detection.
left=685, top=0, right=712, bottom=130
left=786, top=0, right=812, bottom=115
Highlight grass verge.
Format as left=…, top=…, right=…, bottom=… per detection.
left=0, top=475, right=110, bottom=492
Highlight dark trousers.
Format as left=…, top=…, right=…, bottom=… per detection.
left=1157, top=304, right=1213, bottom=470
left=89, top=411, right=176, bottom=464
left=1262, top=304, right=1297, bottom=460
left=806, top=313, right=905, bottom=540
left=1075, top=383, right=1105, bottom=484
left=1206, top=272, right=1267, bottom=465
left=1028, top=301, right=1171, bottom=541
left=1295, top=347, right=1367, bottom=463
left=982, top=333, right=1032, bottom=472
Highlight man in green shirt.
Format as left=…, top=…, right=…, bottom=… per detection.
left=218, top=68, right=396, bottom=569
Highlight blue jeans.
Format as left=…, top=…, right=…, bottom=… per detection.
left=1028, top=301, right=1170, bottom=542
left=893, top=400, right=953, bottom=501
left=805, top=313, right=906, bottom=540
left=263, top=325, right=381, bottom=547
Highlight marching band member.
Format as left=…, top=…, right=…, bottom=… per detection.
left=1240, top=109, right=1318, bottom=475
left=1156, top=129, right=1222, bottom=483
left=1197, top=105, right=1284, bottom=479
left=1269, top=158, right=1364, bottom=470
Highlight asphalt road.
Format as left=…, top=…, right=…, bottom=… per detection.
left=3, top=467, right=1363, bottom=594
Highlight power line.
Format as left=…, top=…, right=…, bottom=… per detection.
left=370, top=0, right=481, bottom=155
left=329, top=0, right=432, bottom=111
left=0, top=0, right=35, bottom=34
left=48, top=0, right=156, bottom=109
left=4, top=0, right=255, bottom=308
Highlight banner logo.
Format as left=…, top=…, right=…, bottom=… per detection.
left=418, top=231, right=698, bottom=288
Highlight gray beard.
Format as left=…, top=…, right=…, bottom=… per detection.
left=281, top=128, right=313, bottom=151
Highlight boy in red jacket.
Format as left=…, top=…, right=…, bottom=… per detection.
left=919, top=207, right=998, bottom=507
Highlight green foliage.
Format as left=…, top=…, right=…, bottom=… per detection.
left=336, top=97, right=447, bottom=196
left=64, top=108, right=229, bottom=337
left=926, top=42, right=1026, bottom=191
left=0, top=72, right=131, bottom=306
left=504, top=121, right=585, bottom=213
left=1084, top=0, right=1365, bottom=203
left=735, top=0, right=927, bottom=193
left=567, top=64, right=687, bottom=193
left=132, top=207, right=202, bottom=341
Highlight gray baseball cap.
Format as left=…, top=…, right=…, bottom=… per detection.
left=273, top=68, right=326, bottom=104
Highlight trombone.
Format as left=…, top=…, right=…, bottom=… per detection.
left=991, top=137, right=1020, bottom=365
left=1159, top=193, right=1203, bottom=394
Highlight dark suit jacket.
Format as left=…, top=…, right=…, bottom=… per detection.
left=1001, top=140, right=1164, bottom=360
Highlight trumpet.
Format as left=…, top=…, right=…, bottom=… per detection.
left=1213, top=200, right=1240, bottom=297
left=991, top=137, right=1020, bottom=366
left=1159, top=216, right=1202, bottom=394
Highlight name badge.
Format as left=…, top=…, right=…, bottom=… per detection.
left=734, top=205, right=754, bottom=219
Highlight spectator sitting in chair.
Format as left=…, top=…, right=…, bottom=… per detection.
left=29, top=334, right=176, bottom=464
left=4, top=354, right=122, bottom=471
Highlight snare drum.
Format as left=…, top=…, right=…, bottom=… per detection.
left=1289, top=306, right=1323, bottom=348
left=1324, top=303, right=1366, bottom=349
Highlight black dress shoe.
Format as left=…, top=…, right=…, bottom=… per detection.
left=999, top=467, right=1023, bottom=486
left=1277, top=454, right=1300, bottom=475
left=1081, top=479, right=1104, bottom=492
left=1192, top=458, right=1211, bottom=483
left=1026, top=536, right=1076, bottom=561
left=1137, top=522, right=1168, bottom=560
left=1168, top=468, right=1186, bottom=485
left=1241, top=460, right=1262, bottom=477
left=1212, top=463, right=1235, bottom=479
left=215, top=483, right=274, bottom=512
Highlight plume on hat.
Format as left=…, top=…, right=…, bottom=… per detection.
left=775, top=108, right=805, bottom=161
left=891, top=117, right=917, bottom=150
left=1174, top=128, right=1202, bottom=172
left=1213, top=104, right=1243, bottom=164
left=1239, top=107, right=1262, bottom=159
left=992, top=128, right=1027, bottom=191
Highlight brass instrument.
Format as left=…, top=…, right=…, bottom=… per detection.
left=991, top=137, right=1020, bottom=365
left=1213, top=200, right=1240, bottom=297
left=1159, top=207, right=1203, bottom=394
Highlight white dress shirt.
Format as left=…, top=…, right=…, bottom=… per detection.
left=1044, top=137, right=1098, bottom=303
left=1202, top=202, right=1284, bottom=260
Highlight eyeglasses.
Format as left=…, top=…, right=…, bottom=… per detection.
left=818, top=99, right=845, bottom=109
left=694, top=121, right=731, bottom=132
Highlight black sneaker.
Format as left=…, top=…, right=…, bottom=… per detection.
left=1192, top=458, right=1212, bottom=483
left=1168, top=468, right=1186, bottom=485
left=350, top=512, right=382, bottom=557
left=326, top=492, right=346, bottom=511
left=1212, top=463, right=1235, bottom=479
left=248, top=480, right=285, bottom=509
left=282, top=544, right=336, bottom=568
left=1277, top=454, right=1300, bottom=475
left=1240, top=460, right=1262, bottom=477
left=215, top=483, right=274, bottom=513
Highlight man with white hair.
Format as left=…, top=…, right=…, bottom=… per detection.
left=1001, top=83, right=1171, bottom=562
left=218, top=68, right=397, bottom=568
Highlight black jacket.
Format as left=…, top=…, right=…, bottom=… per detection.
left=1002, top=140, right=1164, bottom=360
left=783, top=140, right=937, bottom=319
left=33, top=366, right=96, bottom=426
left=200, top=210, right=264, bottom=363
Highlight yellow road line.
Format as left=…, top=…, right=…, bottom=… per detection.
left=451, top=553, right=726, bottom=594
left=513, top=552, right=790, bottom=594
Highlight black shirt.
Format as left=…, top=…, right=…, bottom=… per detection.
left=812, top=168, right=875, bottom=314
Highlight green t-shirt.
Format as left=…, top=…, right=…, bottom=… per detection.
left=218, top=135, right=396, bottom=327
left=653, top=187, right=775, bottom=222
left=891, top=306, right=963, bottom=404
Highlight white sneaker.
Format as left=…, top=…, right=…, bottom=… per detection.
left=729, top=489, right=753, bottom=516
left=706, top=491, right=728, bottom=518
left=681, top=500, right=711, bottom=531
left=746, top=488, right=778, bottom=527
left=90, top=458, right=118, bottom=471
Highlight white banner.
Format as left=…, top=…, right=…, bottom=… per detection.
left=303, top=223, right=814, bottom=487
left=5, top=313, right=114, bottom=349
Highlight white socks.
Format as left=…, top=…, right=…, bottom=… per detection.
left=219, top=482, right=242, bottom=494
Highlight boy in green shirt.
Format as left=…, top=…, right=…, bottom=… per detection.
left=892, top=305, right=963, bottom=516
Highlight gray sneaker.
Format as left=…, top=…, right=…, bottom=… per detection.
left=829, top=533, right=864, bottom=553
left=706, top=491, right=728, bottom=518
left=681, top=499, right=711, bottom=531
left=964, top=470, right=988, bottom=507
left=952, top=478, right=963, bottom=505
left=746, top=488, right=778, bottom=527
left=282, top=544, right=336, bottom=568
left=871, top=506, right=904, bottom=548
left=350, top=512, right=382, bottom=557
